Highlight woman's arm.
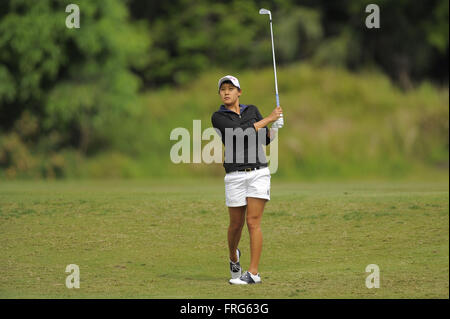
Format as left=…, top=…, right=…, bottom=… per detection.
left=212, top=105, right=283, bottom=145
left=253, top=106, right=283, bottom=132
left=253, top=106, right=283, bottom=145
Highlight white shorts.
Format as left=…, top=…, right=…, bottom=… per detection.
left=224, top=167, right=271, bottom=207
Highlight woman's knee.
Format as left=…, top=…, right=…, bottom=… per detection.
left=246, top=216, right=261, bottom=231
left=229, top=220, right=245, bottom=231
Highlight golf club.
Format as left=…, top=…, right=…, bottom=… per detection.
left=259, top=8, right=284, bottom=128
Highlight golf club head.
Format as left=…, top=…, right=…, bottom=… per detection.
left=259, top=8, right=272, bottom=19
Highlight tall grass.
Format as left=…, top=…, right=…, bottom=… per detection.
left=112, top=63, right=448, bottom=180
left=5, top=63, right=446, bottom=180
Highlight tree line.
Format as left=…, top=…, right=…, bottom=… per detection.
left=0, top=0, right=448, bottom=178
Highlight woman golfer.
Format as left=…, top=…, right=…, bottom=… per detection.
left=211, top=75, right=283, bottom=284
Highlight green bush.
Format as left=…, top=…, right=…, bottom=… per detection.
left=0, top=0, right=150, bottom=156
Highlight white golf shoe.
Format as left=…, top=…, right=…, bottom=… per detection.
left=229, top=271, right=262, bottom=285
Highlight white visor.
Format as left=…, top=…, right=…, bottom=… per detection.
left=218, top=75, right=240, bottom=92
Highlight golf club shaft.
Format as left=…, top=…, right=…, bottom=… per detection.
left=268, top=16, right=283, bottom=128
left=269, top=19, right=280, bottom=107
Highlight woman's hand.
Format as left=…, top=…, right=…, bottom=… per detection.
left=269, top=106, right=283, bottom=123
left=253, top=106, right=284, bottom=132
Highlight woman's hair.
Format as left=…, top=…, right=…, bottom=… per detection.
left=219, top=80, right=241, bottom=92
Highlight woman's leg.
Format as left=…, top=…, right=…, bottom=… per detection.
left=246, top=197, right=267, bottom=275
left=228, top=205, right=246, bottom=262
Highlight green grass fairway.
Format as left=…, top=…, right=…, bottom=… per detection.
left=0, top=179, right=448, bottom=298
